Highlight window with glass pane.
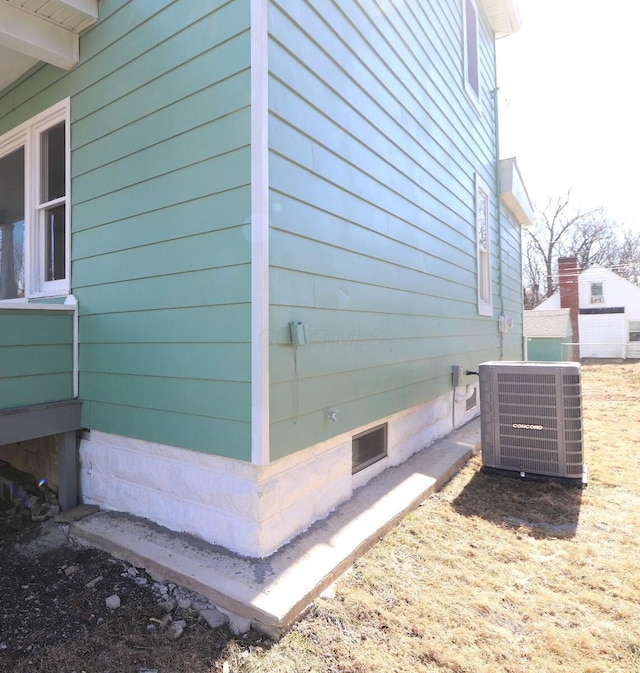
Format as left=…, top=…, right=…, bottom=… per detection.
left=477, top=186, right=490, bottom=304
left=39, top=122, right=66, bottom=282
left=0, top=100, right=69, bottom=299
left=464, top=0, right=479, bottom=99
left=630, top=322, right=640, bottom=342
left=0, top=147, right=26, bottom=299
left=475, top=173, right=492, bottom=316
left=590, top=282, right=603, bottom=303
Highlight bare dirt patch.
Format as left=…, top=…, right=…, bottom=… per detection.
left=0, top=511, right=269, bottom=673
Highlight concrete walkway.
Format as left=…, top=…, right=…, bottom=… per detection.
left=70, top=419, right=480, bottom=637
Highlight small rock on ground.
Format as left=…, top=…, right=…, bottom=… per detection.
left=199, top=607, right=229, bottom=630
left=105, top=594, right=121, bottom=610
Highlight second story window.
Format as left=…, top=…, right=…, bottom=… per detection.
left=476, top=174, right=492, bottom=316
left=463, top=0, right=480, bottom=104
left=590, top=282, right=603, bottom=304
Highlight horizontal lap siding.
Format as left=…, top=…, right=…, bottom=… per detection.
left=74, top=0, right=252, bottom=459
left=0, top=0, right=252, bottom=459
left=268, top=0, right=502, bottom=459
left=0, top=311, right=74, bottom=409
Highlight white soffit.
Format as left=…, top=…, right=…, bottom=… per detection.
left=0, top=0, right=98, bottom=88
left=500, top=157, right=534, bottom=225
left=479, top=0, right=522, bottom=39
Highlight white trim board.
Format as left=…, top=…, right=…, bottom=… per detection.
left=250, top=0, right=270, bottom=466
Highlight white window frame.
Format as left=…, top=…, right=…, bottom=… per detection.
left=463, top=0, right=481, bottom=109
left=475, top=173, right=492, bottom=316
left=0, top=99, right=71, bottom=301
left=629, top=321, right=640, bottom=343
left=590, top=282, right=603, bottom=304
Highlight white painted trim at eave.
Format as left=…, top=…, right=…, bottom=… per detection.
left=0, top=3, right=79, bottom=70
left=479, top=0, right=522, bottom=39
left=56, top=0, right=99, bottom=22
left=250, top=0, right=270, bottom=466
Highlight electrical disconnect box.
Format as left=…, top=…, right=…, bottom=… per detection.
left=452, top=364, right=463, bottom=387
left=289, top=321, right=309, bottom=347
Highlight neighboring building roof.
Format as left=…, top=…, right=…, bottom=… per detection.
left=524, top=309, right=572, bottom=338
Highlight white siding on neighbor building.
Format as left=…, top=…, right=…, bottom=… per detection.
left=580, top=312, right=625, bottom=358
left=535, top=266, right=640, bottom=358
left=578, top=267, right=640, bottom=314
left=579, top=267, right=640, bottom=358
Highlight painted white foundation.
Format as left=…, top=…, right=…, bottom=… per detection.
left=79, top=384, right=479, bottom=558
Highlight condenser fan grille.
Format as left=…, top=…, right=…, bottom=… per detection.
left=479, top=362, right=584, bottom=480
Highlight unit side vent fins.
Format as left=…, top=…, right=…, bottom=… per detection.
left=479, top=362, right=584, bottom=481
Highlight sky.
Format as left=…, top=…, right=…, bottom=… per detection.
left=496, top=0, right=640, bottom=232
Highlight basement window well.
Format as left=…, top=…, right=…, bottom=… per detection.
left=352, top=424, right=387, bottom=474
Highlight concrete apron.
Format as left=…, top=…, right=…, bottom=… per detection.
left=70, top=419, right=480, bottom=638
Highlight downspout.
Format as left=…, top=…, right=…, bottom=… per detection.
left=492, top=85, right=505, bottom=360
left=64, top=294, right=79, bottom=398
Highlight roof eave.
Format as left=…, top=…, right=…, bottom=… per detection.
left=0, top=0, right=98, bottom=91
left=479, top=0, right=522, bottom=39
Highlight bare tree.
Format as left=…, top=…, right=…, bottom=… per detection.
left=522, top=236, right=545, bottom=308
left=523, top=191, right=640, bottom=307
left=524, top=192, right=600, bottom=301
left=602, top=230, right=640, bottom=286
left=565, top=213, right=619, bottom=270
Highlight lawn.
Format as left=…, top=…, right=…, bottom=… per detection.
left=219, top=362, right=640, bottom=672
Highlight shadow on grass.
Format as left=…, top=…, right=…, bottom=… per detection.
left=452, top=467, right=583, bottom=539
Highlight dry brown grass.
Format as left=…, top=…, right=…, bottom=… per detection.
left=220, top=363, right=640, bottom=673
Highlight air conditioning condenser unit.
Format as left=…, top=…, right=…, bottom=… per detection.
left=479, top=362, right=585, bottom=484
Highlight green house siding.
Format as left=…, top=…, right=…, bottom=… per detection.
left=1, top=0, right=523, bottom=468
left=267, top=0, right=510, bottom=460
left=0, top=0, right=253, bottom=459
left=0, top=310, right=74, bottom=410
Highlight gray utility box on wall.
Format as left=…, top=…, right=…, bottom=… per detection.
left=479, top=362, right=584, bottom=482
